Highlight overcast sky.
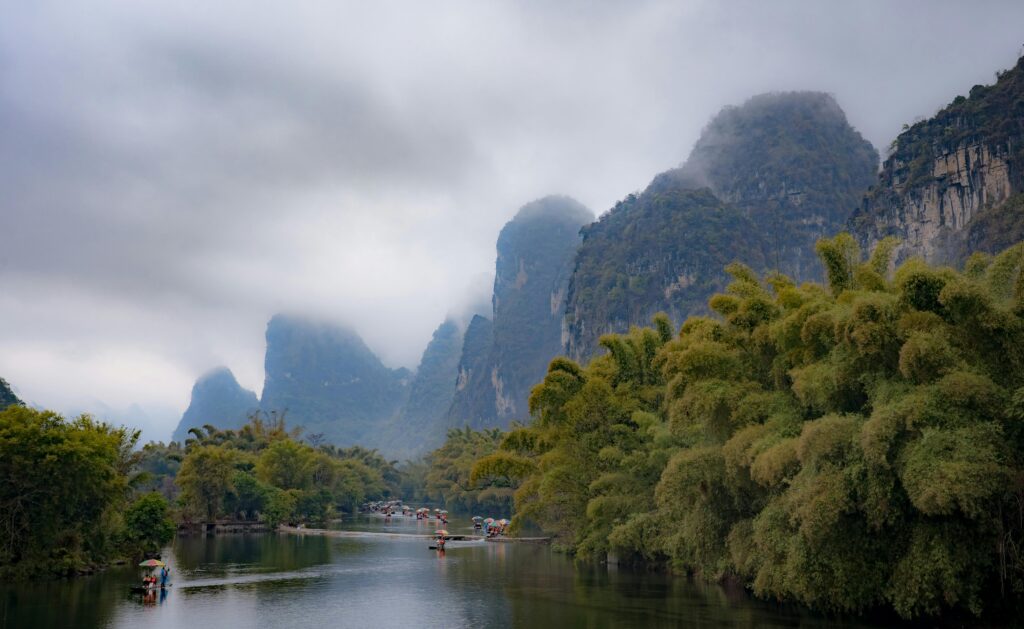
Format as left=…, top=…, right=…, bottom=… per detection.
left=2, top=0, right=1022, bottom=441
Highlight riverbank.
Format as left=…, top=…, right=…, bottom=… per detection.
left=279, top=524, right=550, bottom=544
left=176, top=521, right=272, bottom=535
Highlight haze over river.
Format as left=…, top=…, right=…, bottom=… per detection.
left=1, top=515, right=877, bottom=628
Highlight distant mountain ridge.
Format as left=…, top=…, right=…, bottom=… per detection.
left=259, top=314, right=411, bottom=447
left=171, top=367, right=258, bottom=442
left=372, top=318, right=465, bottom=458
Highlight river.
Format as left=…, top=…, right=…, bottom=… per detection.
left=1, top=514, right=879, bottom=628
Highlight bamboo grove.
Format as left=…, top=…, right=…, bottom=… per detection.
left=469, top=235, right=1024, bottom=619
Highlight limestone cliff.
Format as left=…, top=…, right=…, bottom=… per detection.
left=447, top=196, right=592, bottom=428
left=564, top=92, right=876, bottom=361
left=446, top=314, right=494, bottom=426
left=850, top=55, right=1024, bottom=263
left=679, top=92, right=878, bottom=280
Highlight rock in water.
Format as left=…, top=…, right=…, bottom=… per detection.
left=259, top=314, right=410, bottom=447
left=851, top=55, right=1024, bottom=264
left=171, top=367, right=258, bottom=442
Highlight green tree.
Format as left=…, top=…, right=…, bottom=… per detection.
left=122, top=493, right=175, bottom=555
left=177, top=445, right=235, bottom=521
left=476, top=236, right=1024, bottom=620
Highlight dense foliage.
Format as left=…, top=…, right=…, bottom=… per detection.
left=173, top=416, right=397, bottom=526
left=0, top=407, right=174, bottom=578
left=413, top=427, right=516, bottom=515
left=476, top=236, right=1024, bottom=619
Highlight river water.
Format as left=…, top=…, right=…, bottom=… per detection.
left=1, top=515, right=878, bottom=628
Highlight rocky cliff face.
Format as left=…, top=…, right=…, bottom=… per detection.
left=447, top=196, right=592, bottom=428
left=259, top=314, right=410, bottom=447
left=373, top=318, right=464, bottom=457
left=564, top=92, right=877, bottom=361
left=171, top=367, right=259, bottom=442
left=851, top=56, right=1024, bottom=263
left=446, top=314, right=494, bottom=426
left=0, top=377, right=22, bottom=410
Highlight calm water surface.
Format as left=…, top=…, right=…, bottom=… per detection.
left=1, top=515, right=879, bottom=628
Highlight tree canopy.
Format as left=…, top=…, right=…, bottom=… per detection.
left=474, top=236, right=1024, bottom=620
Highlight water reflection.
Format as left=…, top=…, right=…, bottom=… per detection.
left=0, top=517, right=879, bottom=628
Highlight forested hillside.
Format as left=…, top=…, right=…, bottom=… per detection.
left=564, top=92, right=878, bottom=361
left=473, top=236, right=1024, bottom=620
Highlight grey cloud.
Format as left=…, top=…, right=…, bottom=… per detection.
left=2, top=0, right=1023, bottom=440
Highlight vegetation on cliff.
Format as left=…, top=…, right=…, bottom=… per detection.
left=679, top=91, right=878, bottom=279
left=475, top=236, right=1024, bottom=619
left=851, top=55, right=1024, bottom=263
left=565, top=92, right=877, bottom=362
left=376, top=318, right=464, bottom=458
left=564, top=185, right=766, bottom=360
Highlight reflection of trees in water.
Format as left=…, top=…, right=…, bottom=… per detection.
left=0, top=564, right=132, bottom=627
left=505, top=559, right=866, bottom=628
left=172, top=534, right=333, bottom=573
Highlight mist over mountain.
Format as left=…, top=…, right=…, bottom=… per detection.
left=677, top=92, right=878, bottom=280
left=171, top=367, right=259, bottom=442
left=564, top=91, right=878, bottom=361
left=851, top=55, right=1024, bottom=263
left=447, top=196, right=592, bottom=428
left=259, top=314, right=411, bottom=447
